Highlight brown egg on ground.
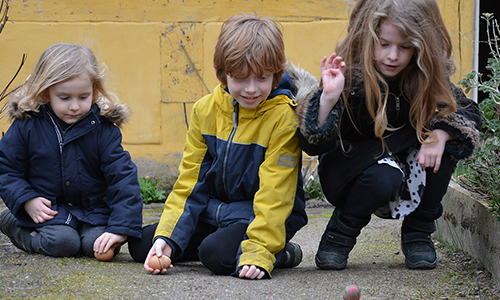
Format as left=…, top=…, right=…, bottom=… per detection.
left=94, top=250, right=114, bottom=261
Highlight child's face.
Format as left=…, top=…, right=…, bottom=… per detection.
left=373, top=22, right=415, bottom=80
left=48, top=74, right=93, bottom=124
left=226, top=71, right=274, bottom=110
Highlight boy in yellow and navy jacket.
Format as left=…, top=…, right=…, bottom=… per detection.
left=128, top=13, right=318, bottom=279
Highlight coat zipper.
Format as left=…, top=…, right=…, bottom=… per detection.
left=215, top=203, right=223, bottom=227
left=222, top=104, right=239, bottom=201
left=46, top=110, right=90, bottom=226
left=47, top=110, right=90, bottom=151
left=47, top=113, right=64, bottom=154
left=47, top=113, right=73, bottom=224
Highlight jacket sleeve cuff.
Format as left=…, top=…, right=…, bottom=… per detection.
left=430, top=113, right=480, bottom=160
left=297, top=90, right=341, bottom=145
left=155, top=236, right=181, bottom=260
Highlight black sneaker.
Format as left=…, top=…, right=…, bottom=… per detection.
left=277, top=242, right=302, bottom=268
left=0, top=209, right=32, bottom=252
left=401, top=231, right=437, bottom=269
left=0, top=209, right=16, bottom=236
left=315, top=231, right=355, bottom=270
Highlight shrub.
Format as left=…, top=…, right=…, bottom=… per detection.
left=305, top=178, right=325, bottom=199
left=457, top=13, right=500, bottom=222
left=139, top=176, right=167, bottom=204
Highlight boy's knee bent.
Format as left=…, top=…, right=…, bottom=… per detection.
left=198, top=237, right=236, bottom=275
left=128, top=224, right=158, bottom=263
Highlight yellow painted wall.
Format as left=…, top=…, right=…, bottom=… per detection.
left=0, top=0, right=476, bottom=175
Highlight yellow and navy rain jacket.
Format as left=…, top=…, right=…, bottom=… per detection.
left=155, top=67, right=318, bottom=276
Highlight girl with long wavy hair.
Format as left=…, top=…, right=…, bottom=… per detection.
left=297, top=0, right=481, bottom=270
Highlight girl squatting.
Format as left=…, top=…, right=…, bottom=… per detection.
left=297, top=0, right=481, bottom=270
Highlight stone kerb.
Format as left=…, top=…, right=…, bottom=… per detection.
left=436, top=181, right=500, bottom=287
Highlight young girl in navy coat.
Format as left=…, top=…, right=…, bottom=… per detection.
left=0, top=43, right=143, bottom=260
left=297, top=0, right=481, bottom=270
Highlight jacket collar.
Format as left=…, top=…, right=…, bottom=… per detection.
left=42, top=104, right=102, bottom=144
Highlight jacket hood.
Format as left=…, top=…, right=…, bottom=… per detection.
left=6, top=97, right=131, bottom=127
left=287, top=63, right=320, bottom=106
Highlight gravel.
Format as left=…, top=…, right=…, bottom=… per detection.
left=1, top=201, right=499, bottom=299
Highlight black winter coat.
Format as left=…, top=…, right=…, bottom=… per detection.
left=296, top=80, right=481, bottom=206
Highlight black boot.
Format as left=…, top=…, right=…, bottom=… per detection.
left=0, top=210, right=34, bottom=252
left=401, top=217, right=437, bottom=269
left=276, top=242, right=303, bottom=268
left=315, top=210, right=361, bottom=270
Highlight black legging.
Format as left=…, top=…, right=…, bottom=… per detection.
left=128, top=221, right=248, bottom=275
left=337, top=152, right=456, bottom=229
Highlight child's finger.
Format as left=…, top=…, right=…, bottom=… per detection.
left=327, top=53, right=337, bottom=68
left=339, top=61, right=346, bottom=73
left=320, top=56, right=328, bottom=72
left=144, top=252, right=155, bottom=272
left=329, top=55, right=341, bottom=69
left=40, top=211, right=56, bottom=222
left=238, top=265, right=249, bottom=277
left=433, top=156, right=441, bottom=173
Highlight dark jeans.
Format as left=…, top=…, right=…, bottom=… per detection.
left=128, top=221, right=248, bottom=275
left=337, top=152, right=456, bottom=229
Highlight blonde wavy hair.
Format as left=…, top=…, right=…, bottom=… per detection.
left=11, top=43, right=121, bottom=120
left=336, top=0, right=457, bottom=145
left=214, top=13, right=288, bottom=88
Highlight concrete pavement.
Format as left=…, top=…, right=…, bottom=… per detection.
left=1, top=201, right=499, bottom=299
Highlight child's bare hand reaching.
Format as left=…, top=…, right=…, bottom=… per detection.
left=94, top=232, right=127, bottom=255
left=144, top=239, right=173, bottom=275
left=24, top=197, right=58, bottom=224
left=318, top=53, right=346, bottom=127
left=416, top=129, right=454, bottom=173
left=238, top=265, right=265, bottom=279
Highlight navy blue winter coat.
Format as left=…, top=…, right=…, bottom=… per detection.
left=0, top=103, right=143, bottom=239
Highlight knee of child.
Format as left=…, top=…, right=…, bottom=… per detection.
left=127, top=237, right=150, bottom=263
left=58, top=233, right=81, bottom=257
left=408, top=204, right=443, bottom=223
left=35, top=230, right=81, bottom=257
left=198, top=239, right=235, bottom=275
left=365, top=166, right=402, bottom=201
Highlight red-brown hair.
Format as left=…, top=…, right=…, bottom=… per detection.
left=214, top=13, right=288, bottom=88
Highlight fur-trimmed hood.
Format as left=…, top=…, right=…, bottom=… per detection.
left=287, top=63, right=320, bottom=108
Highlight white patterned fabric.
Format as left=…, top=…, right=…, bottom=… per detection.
left=377, top=147, right=426, bottom=219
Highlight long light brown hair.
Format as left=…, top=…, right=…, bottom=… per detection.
left=336, top=0, right=457, bottom=145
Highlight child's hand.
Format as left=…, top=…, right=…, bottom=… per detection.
left=238, top=265, right=265, bottom=280
left=321, top=53, right=346, bottom=97
left=416, top=129, right=453, bottom=173
left=318, top=53, right=346, bottom=127
left=24, top=197, right=58, bottom=224
left=93, top=232, right=127, bottom=254
left=144, top=239, right=173, bottom=275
